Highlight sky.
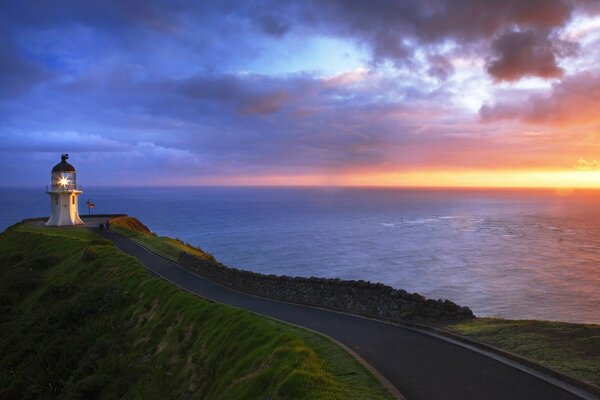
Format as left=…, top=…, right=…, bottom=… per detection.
left=2, top=0, right=600, bottom=188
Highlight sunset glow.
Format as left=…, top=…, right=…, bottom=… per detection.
left=1, top=1, right=600, bottom=188
left=3, top=4, right=600, bottom=396
left=184, top=170, right=600, bottom=189
left=342, top=170, right=600, bottom=189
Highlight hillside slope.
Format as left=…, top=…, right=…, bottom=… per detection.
left=0, top=224, right=393, bottom=400
left=111, top=216, right=599, bottom=390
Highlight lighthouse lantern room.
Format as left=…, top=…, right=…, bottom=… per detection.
left=45, top=154, right=84, bottom=226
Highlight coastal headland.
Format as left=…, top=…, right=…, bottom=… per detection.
left=0, top=216, right=598, bottom=400
left=0, top=218, right=393, bottom=399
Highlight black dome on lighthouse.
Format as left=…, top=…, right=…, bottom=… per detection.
left=52, top=154, right=76, bottom=172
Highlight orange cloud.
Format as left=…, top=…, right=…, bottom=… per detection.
left=574, top=158, right=600, bottom=171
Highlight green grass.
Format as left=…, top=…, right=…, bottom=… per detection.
left=0, top=223, right=393, bottom=399
left=110, top=217, right=212, bottom=262
left=444, top=318, right=600, bottom=387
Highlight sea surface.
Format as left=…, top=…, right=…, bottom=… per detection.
left=2, top=187, right=599, bottom=324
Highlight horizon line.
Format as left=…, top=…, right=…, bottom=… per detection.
left=4, top=184, right=600, bottom=191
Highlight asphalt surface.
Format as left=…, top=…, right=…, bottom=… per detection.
left=97, top=229, right=593, bottom=400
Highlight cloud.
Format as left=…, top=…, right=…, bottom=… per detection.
left=257, top=15, right=290, bottom=37
left=480, top=70, right=600, bottom=126
left=0, top=62, right=476, bottom=178
left=322, top=69, right=370, bottom=87
left=0, top=0, right=596, bottom=86
left=574, top=157, right=600, bottom=171
left=0, top=0, right=179, bottom=34
left=427, top=55, right=455, bottom=81
left=238, top=91, right=292, bottom=115
left=297, top=0, right=587, bottom=80
left=0, top=131, right=130, bottom=152
left=0, top=35, right=50, bottom=98
left=126, top=141, right=205, bottom=171
left=2, top=0, right=600, bottom=186
left=486, top=30, right=566, bottom=81
left=178, top=73, right=317, bottom=116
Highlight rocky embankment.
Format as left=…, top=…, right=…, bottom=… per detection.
left=178, top=252, right=474, bottom=322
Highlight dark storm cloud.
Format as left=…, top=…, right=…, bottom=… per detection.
left=6, top=0, right=590, bottom=80
left=486, top=30, right=566, bottom=81
left=0, top=0, right=594, bottom=87
left=295, top=0, right=587, bottom=80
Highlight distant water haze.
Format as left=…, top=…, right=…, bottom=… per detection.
left=3, top=187, right=599, bottom=324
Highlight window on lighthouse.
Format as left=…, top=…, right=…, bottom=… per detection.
left=55, top=197, right=58, bottom=205
left=72, top=196, right=75, bottom=205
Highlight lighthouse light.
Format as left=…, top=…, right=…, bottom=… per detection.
left=58, top=174, right=70, bottom=187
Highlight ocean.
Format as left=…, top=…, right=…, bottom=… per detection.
left=3, top=186, right=599, bottom=324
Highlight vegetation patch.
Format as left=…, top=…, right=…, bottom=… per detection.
left=444, top=318, right=600, bottom=387
left=110, top=216, right=153, bottom=235
left=0, top=223, right=393, bottom=399
left=110, top=216, right=213, bottom=262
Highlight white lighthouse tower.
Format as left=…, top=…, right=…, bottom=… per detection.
left=45, top=154, right=84, bottom=226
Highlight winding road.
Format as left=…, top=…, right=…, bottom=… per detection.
left=96, top=229, right=597, bottom=400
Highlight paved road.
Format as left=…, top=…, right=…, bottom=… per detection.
left=97, top=229, right=595, bottom=400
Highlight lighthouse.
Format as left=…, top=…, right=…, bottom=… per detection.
left=45, top=154, right=84, bottom=226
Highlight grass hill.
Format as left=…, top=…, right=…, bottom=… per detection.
left=111, top=216, right=600, bottom=390
left=445, top=318, right=600, bottom=387
left=0, top=223, right=393, bottom=400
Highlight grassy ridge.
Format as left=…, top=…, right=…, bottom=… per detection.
left=110, top=216, right=212, bottom=262
left=110, top=216, right=600, bottom=389
left=0, top=224, right=393, bottom=400
left=445, top=318, right=600, bottom=387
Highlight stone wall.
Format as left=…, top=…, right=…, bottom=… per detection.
left=177, top=252, right=474, bottom=322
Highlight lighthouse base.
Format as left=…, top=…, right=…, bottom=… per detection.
left=45, top=191, right=84, bottom=226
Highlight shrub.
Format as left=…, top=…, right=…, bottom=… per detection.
left=82, top=246, right=98, bottom=262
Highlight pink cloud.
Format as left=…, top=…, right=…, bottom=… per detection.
left=481, top=71, right=600, bottom=126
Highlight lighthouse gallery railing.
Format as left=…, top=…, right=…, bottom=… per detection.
left=46, top=184, right=83, bottom=191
